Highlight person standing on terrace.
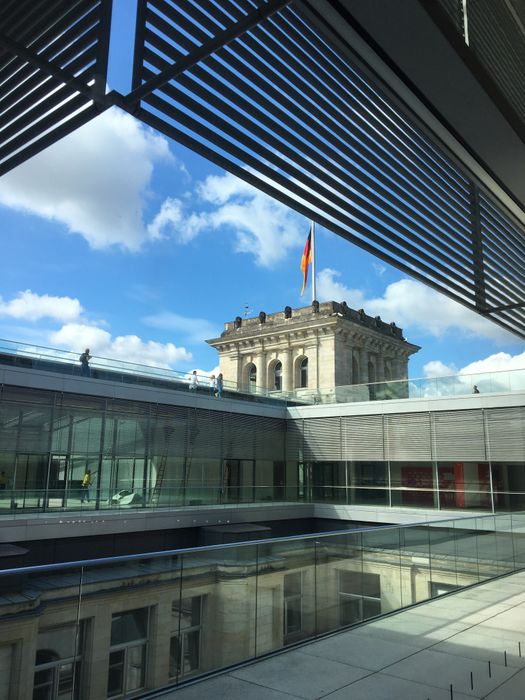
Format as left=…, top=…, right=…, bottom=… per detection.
left=189, top=370, right=199, bottom=391
left=79, top=348, right=92, bottom=377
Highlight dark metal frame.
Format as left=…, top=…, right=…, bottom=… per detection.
left=0, top=0, right=524, bottom=338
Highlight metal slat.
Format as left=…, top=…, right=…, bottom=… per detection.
left=303, top=417, right=341, bottom=461
left=432, top=410, right=487, bottom=461
left=285, top=419, right=303, bottom=461
left=144, top=52, right=475, bottom=278
left=385, top=413, right=431, bottom=460
left=0, top=1, right=98, bottom=84
left=341, top=415, right=384, bottom=460
left=256, top=415, right=285, bottom=461
left=187, top=52, right=475, bottom=266
left=188, top=408, right=224, bottom=460
left=143, top=81, right=477, bottom=302
left=0, top=49, right=97, bottom=125
left=485, top=407, right=525, bottom=462
left=277, top=8, right=473, bottom=203
left=130, top=0, right=525, bottom=339
left=0, top=103, right=101, bottom=176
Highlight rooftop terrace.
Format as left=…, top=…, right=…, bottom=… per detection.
left=1, top=338, right=524, bottom=407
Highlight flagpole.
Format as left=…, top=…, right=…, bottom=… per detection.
left=311, top=221, right=316, bottom=303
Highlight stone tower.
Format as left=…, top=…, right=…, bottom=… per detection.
left=207, top=302, right=420, bottom=398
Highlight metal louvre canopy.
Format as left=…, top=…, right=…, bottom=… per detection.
left=0, top=0, right=112, bottom=175
left=127, top=0, right=525, bottom=340
left=0, top=0, right=524, bottom=339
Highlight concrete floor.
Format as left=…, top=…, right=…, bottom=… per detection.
left=163, top=570, right=525, bottom=700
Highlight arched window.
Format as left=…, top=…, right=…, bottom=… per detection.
left=273, top=361, right=282, bottom=391
left=248, top=363, right=257, bottom=391
left=300, top=357, right=308, bottom=388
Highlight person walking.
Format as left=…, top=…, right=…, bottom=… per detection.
left=216, top=373, right=223, bottom=398
left=209, top=374, right=217, bottom=396
left=80, top=469, right=92, bottom=503
left=79, top=348, right=92, bottom=377
left=189, top=370, right=199, bottom=391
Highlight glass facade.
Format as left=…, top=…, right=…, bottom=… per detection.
left=1, top=513, right=523, bottom=699
left=0, top=386, right=286, bottom=513
left=0, top=384, right=524, bottom=515
left=309, top=460, right=525, bottom=513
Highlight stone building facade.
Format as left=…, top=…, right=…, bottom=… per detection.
left=207, top=301, right=420, bottom=396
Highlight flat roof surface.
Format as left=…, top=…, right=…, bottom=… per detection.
left=163, top=570, right=525, bottom=699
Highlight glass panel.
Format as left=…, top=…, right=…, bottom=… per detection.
left=107, top=650, right=124, bottom=698
left=256, top=537, right=316, bottom=654
left=349, top=461, right=387, bottom=487
left=454, top=515, right=480, bottom=586
left=475, top=516, right=498, bottom=583
left=362, top=526, right=402, bottom=612
left=178, top=543, right=258, bottom=677
left=511, top=512, right=525, bottom=568
left=401, top=524, right=432, bottom=604
left=317, top=531, right=363, bottom=634
left=390, top=462, right=436, bottom=508
left=349, top=487, right=388, bottom=506
left=110, top=608, right=148, bottom=646
left=126, top=645, right=145, bottom=693
left=494, top=513, right=515, bottom=575
left=438, top=462, right=491, bottom=511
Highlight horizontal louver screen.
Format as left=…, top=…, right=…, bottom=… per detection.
left=385, top=412, right=431, bottom=460
left=485, top=406, right=525, bottom=461
left=303, top=417, right=341, bottom=461
left=286, top=419, right=304, bottom=460
left=256, top=416, right=285, bottom=460
left=150, top=405, right=188, bottom=456
left=190, top=408, right=225, bottom=460
left=341, top=415, right=384, bottom=460
left=0, top=0, right=111, bottom=174
left=432, top=409, right=486, bottom=460
left=225, top=412, right=256, bottom=459
left=130, top=0, right=525, bottom=339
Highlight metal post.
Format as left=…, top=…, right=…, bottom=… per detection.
left=311, top=221, right=317, bottom=303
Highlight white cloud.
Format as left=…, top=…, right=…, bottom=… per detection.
left=372, top=262, right=387, bottom=276
left=0, top=290, right=83, bottom=322
left=49, top=323, right=192, bottom=368
left=317, top=268, right=365, bottom=309
left=422, top=351, right=525, bottom=393
left=146, top=172, right=307, bottom=266
left=147, top=197, right=182, bottom=242
left=0, top=108, right=172, bottom=251
left=143, top=312, right=218, bottom=343
left=423, top=360, right=458, bottom=378
left=317, top=268, right=515, bottom=342
left=458, top=351, right=525, bottom=375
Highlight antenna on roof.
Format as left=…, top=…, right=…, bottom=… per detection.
left=243, top=303, right=251, bottom=318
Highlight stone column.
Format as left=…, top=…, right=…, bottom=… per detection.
left=282, top=348, right=293, bottom=392
left=376, top=351, right=385, bottom=383
left=255, top=352, right=267, bottom=391
left=359, top=347, right=368, bottom=383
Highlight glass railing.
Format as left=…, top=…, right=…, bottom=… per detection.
left=2, top=512, right=525, bottom=696
left=1, top=336, right=523, bottom=407
left=297, top=367, right=525, bottom=404
left=0, top=338, right=297, bottom=406
left=0, top=484, right=293, bottom=515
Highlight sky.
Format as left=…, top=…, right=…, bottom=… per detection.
left=0, top=1, right=523, bottom=383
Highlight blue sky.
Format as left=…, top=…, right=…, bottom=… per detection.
left=0, top=0, right=523, bottom=381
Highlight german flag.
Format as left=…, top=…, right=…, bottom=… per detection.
left=300, top=226, right=313, bottom=295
